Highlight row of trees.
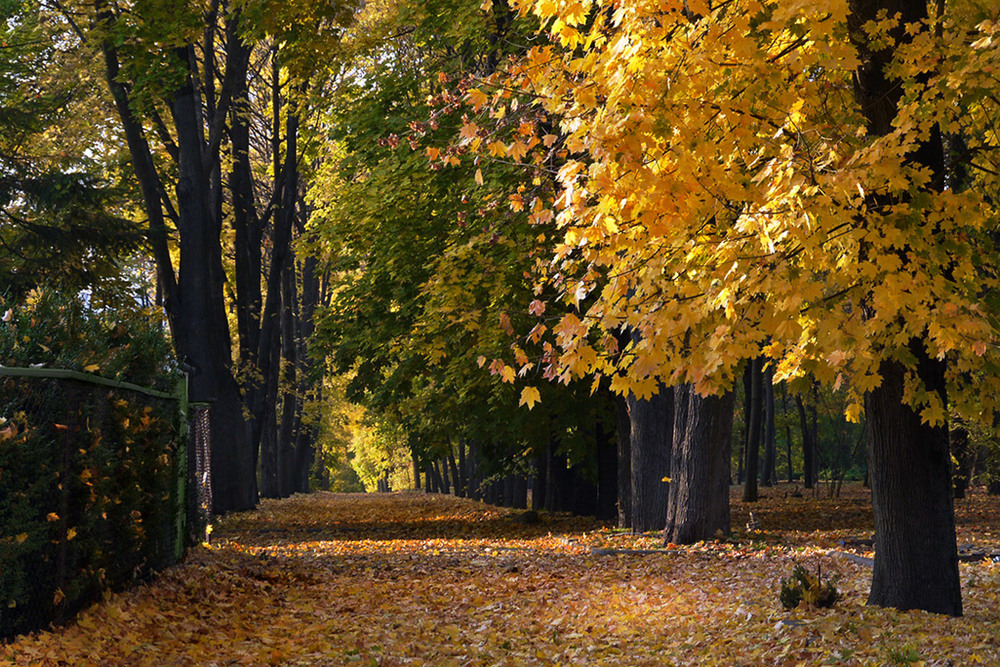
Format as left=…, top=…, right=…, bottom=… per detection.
left=4, top=0, right=999, bottom=620
left=307, top=0, right=1000, bottom=619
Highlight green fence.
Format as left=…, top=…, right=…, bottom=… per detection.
left=0, top=365, right=204, bottom=640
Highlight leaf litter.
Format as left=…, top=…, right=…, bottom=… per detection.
left=3, top=484, right=1000, bottom=665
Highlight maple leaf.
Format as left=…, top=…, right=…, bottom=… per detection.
left=519, top=386, right=541, bottom=409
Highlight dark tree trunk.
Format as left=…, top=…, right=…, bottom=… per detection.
left=440, top=458, right=452, bottom=495
left=742, top=357, right=764, bottom=502
left=951, top=424, right=972, bottom=499
left=865, top=355, right=962, bottom=616
left=258, top=312, right=282, bottom=499
left=780, top=383, right=794, bottom=482
left=785, top=424, right=794, bottom=483
left=291, top=252, right=321, bottom=493
left=277, top=258, right=299, bottom=497
left=412, top=453, right=422, bottom=491
left=614, top=395, right=632, bottom=528
left=457, top=441, right=467, bottom=497
left=170, top=48, right=255, bottom=513
left=850, top=0, right=962, bottom=616
left=447, top=451, right=462, bottom=497
left=425, top=464, right=437, bottom=493
left=627, top=388, right=673, bottom=532
left=664, top=386, right=735, bottom=544
left=761, top=365, right=776, bottom=487
left=796, top=395, right=817, bottom=489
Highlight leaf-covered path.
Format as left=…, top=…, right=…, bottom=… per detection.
left=4, top=488, right=1000, bottom=665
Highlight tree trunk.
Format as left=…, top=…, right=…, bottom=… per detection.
left=865, top=355, right=962, bottom=616
left=457, top=441, right=467, bottom=497
left=291, top=252, right=321, bottom=493
left=761, top=365, right=776, bottom=486
left=627, top=387, right=673, bottom=532
left=850, top=0, right=962, bottom=616
left=796, top=395, right=817, bottom=489
left=439, top=458, right=451, bottom=495
left=951, top=424, right=972, bottom=500
left=742, top=357, right=763, bottom=502
left=277, top=258, right=299, bottom=497
left=170, top=48, right=255, bottom=513
left=615, top=395, right=632, bottom=528
left=664, top=386, right=734, bottom=544
left=448, top=451, right=462, bottom=497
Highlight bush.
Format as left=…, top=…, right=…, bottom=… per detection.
left=0, top=289, right=183, bottom=639
left=780, top=564, right=840, bottom=610
left=0, top=289, right=177, bottom=389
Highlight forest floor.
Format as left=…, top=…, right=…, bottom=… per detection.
left=3, top=483, right=1000, bottom=665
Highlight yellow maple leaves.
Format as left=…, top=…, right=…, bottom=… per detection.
left=459, top=0, right=1000, bottom=421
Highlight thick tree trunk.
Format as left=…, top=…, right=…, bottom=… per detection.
left=627, top=388, right=673, bottom=532
left=850, top=0, right=962, bottom=616
left=664, top=386, right=734, bottom=544
left=742, top=357, right=763, bottom=502
left=615, top=395, right=632, bottom=528
left=170, top=49, right=255, bottom=513
left=865, top=355, right=961, bottom=616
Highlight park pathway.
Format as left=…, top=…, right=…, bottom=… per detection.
left=3, top=489, right=999, bottom=665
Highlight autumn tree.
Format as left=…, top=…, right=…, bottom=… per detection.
left=477, top=0, right=1000, bottom=614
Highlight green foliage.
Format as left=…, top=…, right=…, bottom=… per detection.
left=0, top=290, right=178, bottom=391
left=0, top=290, right=182, bottom=639
left=0, top=1, right=146, bottom=300
left=779, top=564, right=840, bottom=611
left=307, top=0, right=614, bottom=488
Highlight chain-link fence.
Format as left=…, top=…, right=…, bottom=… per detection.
left=0, top=366, right=209, bottom=640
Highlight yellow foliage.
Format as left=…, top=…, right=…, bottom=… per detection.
left=463, top=0, right=1000, bottom=423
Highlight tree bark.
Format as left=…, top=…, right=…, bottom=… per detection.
left=761, top=365, right=776, bottom=486
left=796, top=394, right=817, bottom=489
left=170, top=46, right=255, bottom=513
left=742, top=357, right=763, bottom=502
left=615, top=394, right=632, bottom=529
left=627, top=387, right=673, bottom=532
left=850, top=0, right=962, bottom=616
left=951, top=424, right=972, bottom=500
left=865, top=355, right=961, bottom=615
left=664, top=386, right=734, bottom=544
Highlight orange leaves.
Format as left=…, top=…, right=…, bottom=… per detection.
left=5, top=490, right=1000, bottom=665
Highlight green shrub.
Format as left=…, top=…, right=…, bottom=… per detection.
left=0, top=289, right=182, bottom=639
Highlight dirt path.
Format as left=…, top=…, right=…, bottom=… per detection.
left=3, top=490, right=1000, bottom=665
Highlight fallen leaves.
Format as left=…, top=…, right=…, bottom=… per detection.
left=2, top=486, right=1000, bottom=665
